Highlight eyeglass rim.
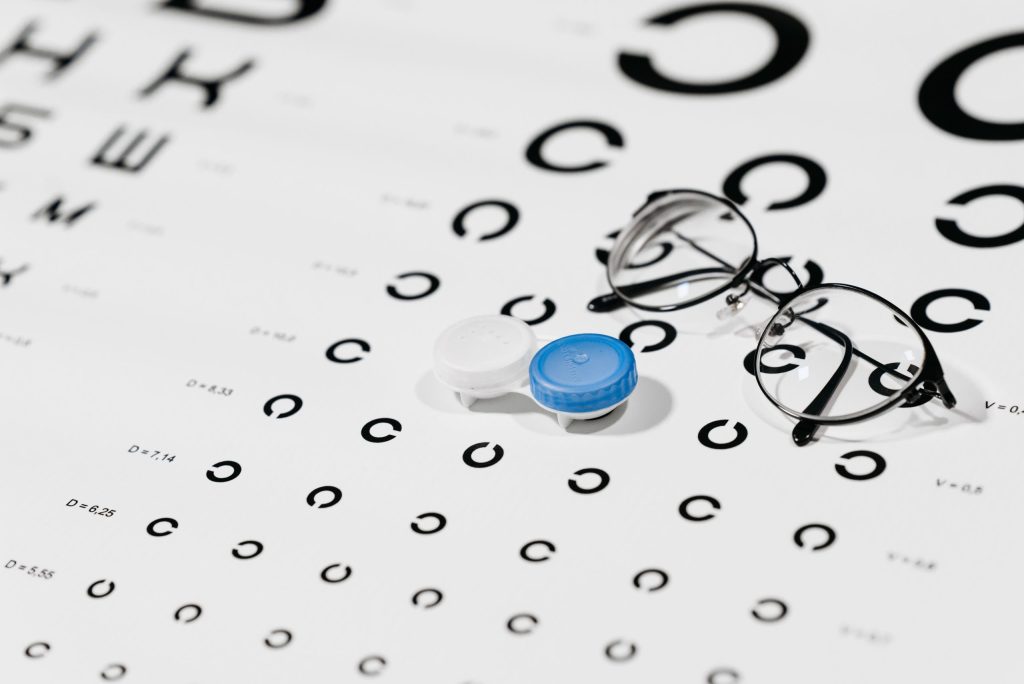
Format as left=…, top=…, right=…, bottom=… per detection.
left=753, top=282, right=940, bottom=426
left=605, top=188, right=760, bottom=313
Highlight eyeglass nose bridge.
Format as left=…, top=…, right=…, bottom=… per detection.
left=720, top=256, right=805, bottom=321
left=751, top=257, right=805, bottom=300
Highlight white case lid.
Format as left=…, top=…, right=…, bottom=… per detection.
left=433, top=315, right=537, bottom=393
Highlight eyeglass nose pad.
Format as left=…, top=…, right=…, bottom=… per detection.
left=753, top=319, right=786, bottom=340
left=715, top=290, right=749, bottom=320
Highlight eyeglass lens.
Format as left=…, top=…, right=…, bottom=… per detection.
left=607, top=191, right=756, bottom=310
left=754, top=286, right=926, bottom=422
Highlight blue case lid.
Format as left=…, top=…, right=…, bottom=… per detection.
left=529, top=334, right=638, bottom=413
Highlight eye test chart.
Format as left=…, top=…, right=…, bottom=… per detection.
left=1, top=0, right=1023, bottom=682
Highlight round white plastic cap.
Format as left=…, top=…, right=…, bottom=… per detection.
left=433, top=315, right=537, bottom=396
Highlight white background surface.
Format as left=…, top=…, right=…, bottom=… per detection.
left=0, top=1, right=1021, bottom=682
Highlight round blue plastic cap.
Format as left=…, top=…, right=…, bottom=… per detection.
left=529, top=334, right=638, bottom=413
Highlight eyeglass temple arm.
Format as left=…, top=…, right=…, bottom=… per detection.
left=786, top=316, right=959, bottom=445
left=590, top=224, right=741, bottom=312
left=791, top=325, right=855, bottom=446
left=906, top=377, right=956, bottom=409
left=589, top=238, right=788, bottom=313
left=902, top=343, right=957, bottom=409
left=673, top=230, right=735, bottom=269
left=930, top=377, right=957, bottom=409
left=799, top=317, right=908, bottom=382
left=587, top=267, right=736, bottom=312
left=801, top=315, right=959, bottom=403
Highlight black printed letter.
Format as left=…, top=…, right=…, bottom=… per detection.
left=0, top=22, right=97, bottom=78
left=139, top=50, right=255, bottom=109
left=90, top=126, right=170, bottom=174
left=161, top=0, right=327, bottom=26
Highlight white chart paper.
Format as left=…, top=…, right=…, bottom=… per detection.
left=1, top=1, right=1021, bottom=682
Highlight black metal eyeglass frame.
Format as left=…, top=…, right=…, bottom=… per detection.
left=587, top=188, right=957, bottom=446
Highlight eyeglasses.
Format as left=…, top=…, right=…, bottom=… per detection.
left=588, top=189, right=957, bottom=446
